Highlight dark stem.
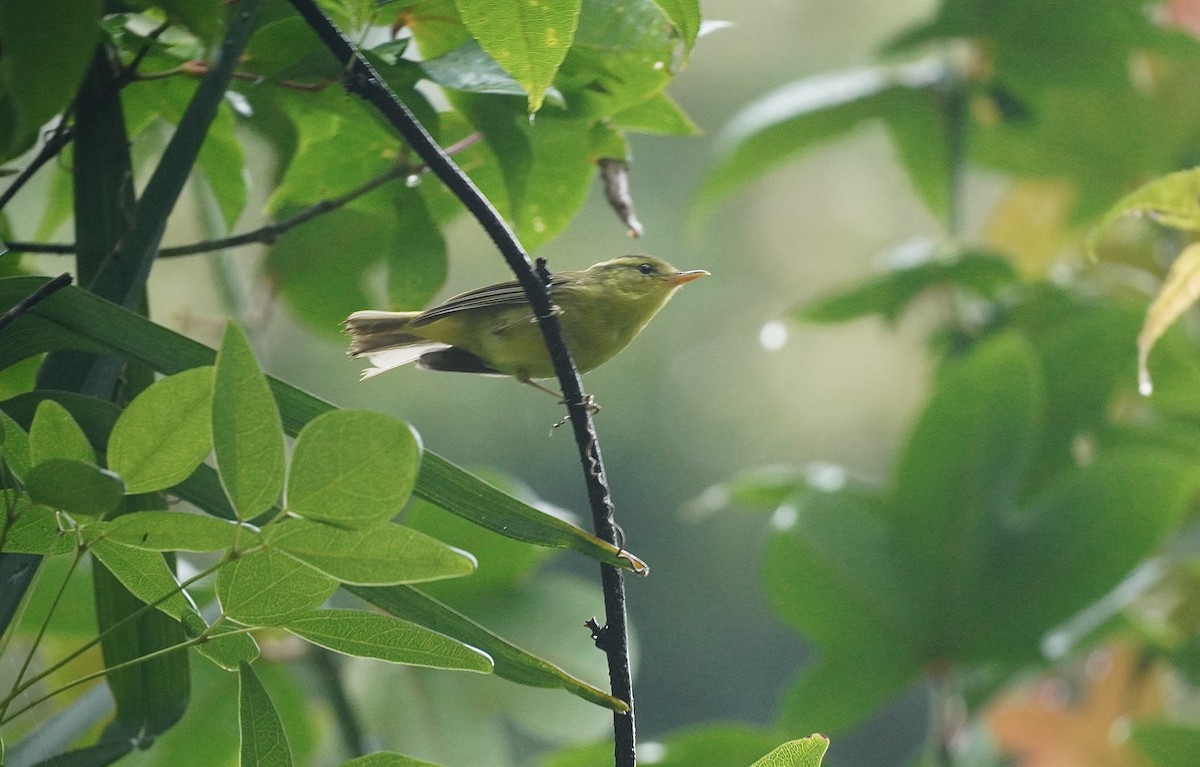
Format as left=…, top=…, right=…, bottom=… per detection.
left=0, top=121, right=74, bottom=214
left=286, top=2, right=637, bottom=764
left=0, top=273, right=72, bottom=335
left=310, top=648, right=368, bottom=759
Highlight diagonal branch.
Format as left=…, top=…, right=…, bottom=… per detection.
left=286, top=2, right=639, bottom=765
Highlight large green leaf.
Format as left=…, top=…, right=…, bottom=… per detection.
left=29, top=399, right=95, bottom=465
left=282, top=608, right=493, bottom=671
left=107, top=367, right=214, bottom=494
left=239, top=662, right=294, bottom=767
left=90, top=539, right=200, bottom=623
left=1088, top=167, right=1200, bottom=255
left=287, top=410, right=419, bottom=527
left=749, top=736, right=830, bottom=767
left=25, top=459, right=124, bottom=518
left=349, top=584, right=626, bottom=711
left=0, top=277, right=642, bottom=571
left=340, top=754, right=445, bottom=767
left=212, top=323, right=285, bottom=520
left=0, top=0, right=101, bottom=160
left=454, top=0, right=581, bottom=111
left=264, top=518, right=475, bottom=585
left=0, top=409, right=32, bottom=481
left=888, top=333, right=1042, bottom=652
left=218, top=546, right=338, bottom=626
left=91, top=510, right=253, bottom=552
left=795, top=246, right=1018, bottom=325
left=0, top=495, right=72, bottom=554
left=697, top=56, right=950, bottom=214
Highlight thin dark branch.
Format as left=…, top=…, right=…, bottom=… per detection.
left=0, top=273, right=73, bottom=335
left=0, top=122, right=74, bottom=214
left=1, top=133, right=482, bottom=259
left=286, top=2, right=638, bottom=765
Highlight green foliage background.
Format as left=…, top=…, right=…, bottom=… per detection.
left=9, top=0, right=1200, bottom=766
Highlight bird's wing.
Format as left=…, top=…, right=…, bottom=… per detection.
left=409, top=274, right=575, bottom=326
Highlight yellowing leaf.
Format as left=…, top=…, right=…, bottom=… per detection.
left=1138, top=242, right=1200, bottom=396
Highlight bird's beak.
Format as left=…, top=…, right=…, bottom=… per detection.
left=667, top=269, right=710, bottom=286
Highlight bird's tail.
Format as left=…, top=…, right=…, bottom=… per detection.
left=343, top=310, right=426, bottom=356
left=343, top=310, right=447, bottom=379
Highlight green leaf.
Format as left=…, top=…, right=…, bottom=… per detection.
left=218, top=546, right=338, bottom=626
left=287, top=410, right=420, bottom=527
left=1132, top=722, right=1200, bottom=767
left=1089, top=166, right=1200, bottom=254
left=454, top=0, right=581, bottom=111
left=649, top=0, right=700, bottom=50
left=107, top=367, right=214, bottom=493
left=976, top=448, right=1199, bottom=657
left=0, top=278, right=640, bottom=570
left=697, top=56, right=949, bottom=214
left=0, top=409, right=32, bottom=481
left=93, top=510, right=253, bottom=552
left=264, top=518, right=475, bottom=585
left=212, top=323, right=285, bottom=519
left=349, top=584, right=626, bottom=711
left=25, top=459, right=124, bottom=517
left=239, top=661, right=294, bottom=767
left=0, top=494, right=71, bottom=554
left=194, top=623, right=261, bottom=671
left=90, top=539, right=199, bottom=622
left=282, top=608, right=493, bottom=671
left=556, top=0, right=682, bottom=119
left=889, top=334, right=1041, bottom=652
left=548, top=725, right=784, bottom=767
left=796, top=246, right=1018, bottom=324
left=611, top=91, right=699, bottom=136
left=0, top=0, right=101, bottom=160
left=340, top=753, right=445, bottom=767
left=421, top=39, right=564, bottom=104
left=749, top=735, right=830, bottom=767
left=29, top=399, right=95, bottom=465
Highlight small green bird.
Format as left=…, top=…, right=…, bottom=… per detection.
left=344, top=255, right=708, bottom=394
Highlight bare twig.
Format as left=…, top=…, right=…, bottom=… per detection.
left=287, top=2, right=638, bottom=764
left=0, top=273, right=73, bottom=335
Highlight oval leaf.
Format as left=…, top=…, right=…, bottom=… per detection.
left=1137, top=241, right=1200, bottom=396
left=26, top=459, right=124, bottom=517
left=287, top=409, right=420, bottom=527
left=750, top=735, right=830, bottom=767
left=456, top=0, right=581, bottom=111
left=264, top=518, right=475, bottom=585
left=213, top=323, right=285, bottom=519
left=30, top=399, right=94, bottom=465
left=94, top=510, right=254, bottom=552
left=341, top=753, right=445, bottom=767
left=239, top=661, right=294, bottom=767
left=0, top=410, right=32, bottom=482
left=0, top=495, right=71, bottom=554
left=91, top=538, right=198, bottom=623
left=218, top=546, right=338, bottom=626
left=108, top=366, right=215, bottom=493
left=1089, top=167, right=1200, bottom=255
left=282, top=608, right=493, bottom=672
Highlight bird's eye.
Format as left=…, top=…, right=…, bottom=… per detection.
left=638, top=263, right=655, bottom=275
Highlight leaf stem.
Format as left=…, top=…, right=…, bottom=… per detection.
left=287, top=2, right=637, bottom=764
left=0, top=624, right=258, bottom=726
left=0, top=548, right=84, bottom=722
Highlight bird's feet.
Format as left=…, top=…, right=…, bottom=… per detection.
left=551, top=394, right=600, bottom=430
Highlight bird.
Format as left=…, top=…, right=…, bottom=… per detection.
left=343, top=255, right=708, bottom=398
